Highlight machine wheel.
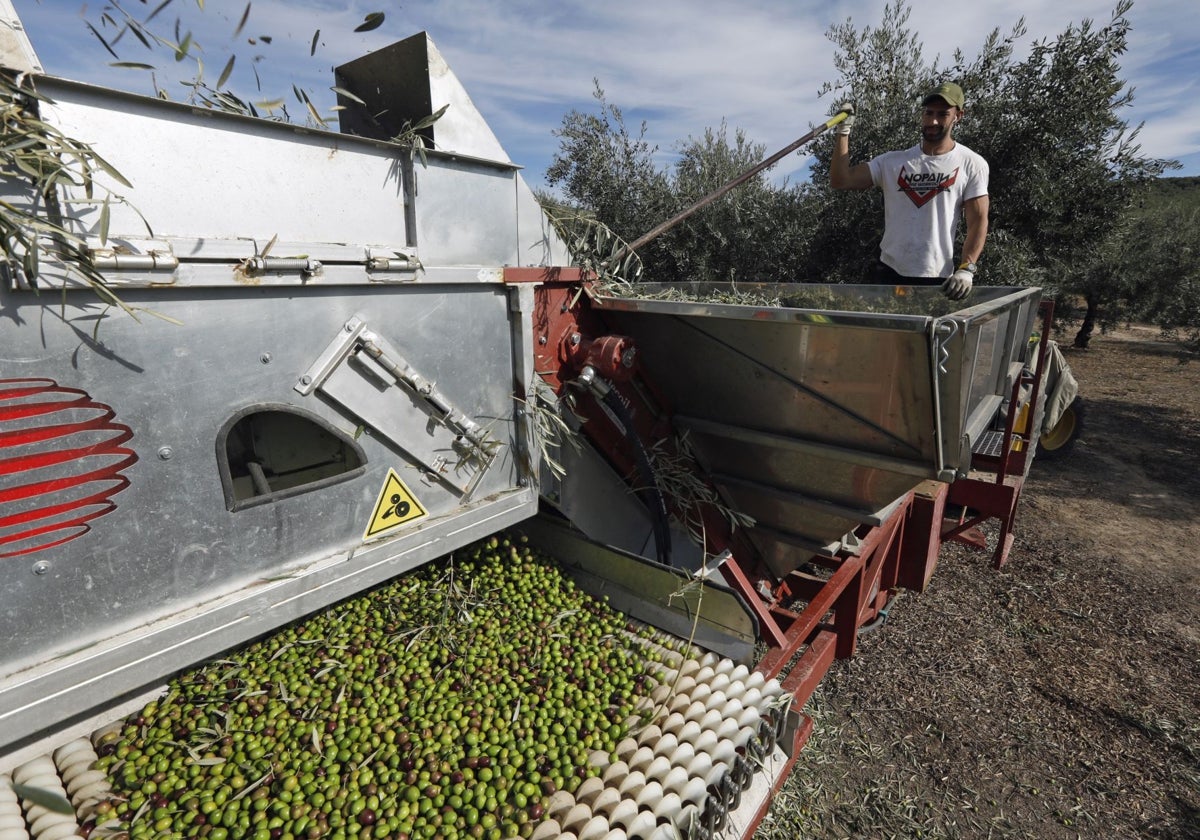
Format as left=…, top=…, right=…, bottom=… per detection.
left=1038, top=398, right=1085, bottom=460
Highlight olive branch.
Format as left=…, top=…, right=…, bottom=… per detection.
left=0, top=72, right=178, bottom=324
left=647, top=430, right=755, bottom=547
left=389, top=103, right=450, bottom=166
left=544, top=209, right=644, bottom=291
left=514, top=378, right=587, bottom=485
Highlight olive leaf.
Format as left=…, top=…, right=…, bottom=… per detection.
left=390, top=103, right=449, bottom=166
left=86, top=22, right=121, bottom=60
left=330, top=86, right=365, bottom=106
left=145, top=0, right=176, bottom=25
left=543, top=208, right=645, bottom=288
left=98, top=195, right=110, bottom=245
left=354, top=12, right=385, bottom=33
left=0, top=73, right=171, bottom=323
left=173, top=31, right=193, bottom=62
left=126, top=20, right=153, bottom=50
left=10, top=782, right=74, bottom=815
left=215, top=54, right=236, bottom=89
left=233, top=2, right=251, bottom=38
left=303, top=96, right=327, bottom=128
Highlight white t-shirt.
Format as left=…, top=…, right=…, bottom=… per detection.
left=867, top=142, right=989, bottom=278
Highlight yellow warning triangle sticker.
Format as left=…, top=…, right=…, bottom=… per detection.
left=364, top=468, right=428, bottom=540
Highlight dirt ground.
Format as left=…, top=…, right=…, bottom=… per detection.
left=759, top=324, right=1200, bottom=840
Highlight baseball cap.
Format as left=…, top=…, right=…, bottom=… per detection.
left=922, top=82, right=965, bottom=109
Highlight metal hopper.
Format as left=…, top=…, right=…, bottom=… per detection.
left=592, top=282, right=1042, bottom=577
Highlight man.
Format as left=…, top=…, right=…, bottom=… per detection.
left=830, top=82, right=989, bottom=301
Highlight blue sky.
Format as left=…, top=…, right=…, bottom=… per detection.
left=9, top=0, right=1200, bottom=190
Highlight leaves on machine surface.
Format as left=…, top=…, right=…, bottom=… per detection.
left=515, top=378, right=586, bottom=484
left=648, top=431, right=756, bottom=546
left=0, top=73, right=178, bottom=324
left=390, top=103, right=450, bottom=166
left=605, top=280, right=963, bottom=317
left=543, top=208, right=644, bottom=290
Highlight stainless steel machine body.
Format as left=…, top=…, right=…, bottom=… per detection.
left=0, top=30, right=563, bottom=753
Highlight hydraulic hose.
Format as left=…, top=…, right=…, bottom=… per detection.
left=857, top=605, right=891, bottom=634
left=577, top=366, right=672, bottom=567
left=600, top=386, right=673, bottom=567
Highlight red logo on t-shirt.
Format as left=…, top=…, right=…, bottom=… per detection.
left=897, top=166, right=959, bottom=208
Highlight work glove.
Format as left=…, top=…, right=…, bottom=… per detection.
left=942, top=267, right=974, bottom=301
left=835, top=102, right=855, bottom=136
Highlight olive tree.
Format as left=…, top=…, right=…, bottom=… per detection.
left=545, top=86, right=817, bottom=284
left=542, top=83, right=674, bottom=275
left=650, top=122, right=820, bottom=283
left=1110, top=200, right=1200, bottom=348
left=964, top=2, right=1175, bottom=345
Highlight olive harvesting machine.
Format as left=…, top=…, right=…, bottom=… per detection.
left=0, top=8, right=1066, bottom=840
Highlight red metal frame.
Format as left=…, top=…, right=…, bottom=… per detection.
left=730, top=490, right=948, bottom=838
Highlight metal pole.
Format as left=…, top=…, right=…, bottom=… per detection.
left=613, top=109, right=850, bottom=262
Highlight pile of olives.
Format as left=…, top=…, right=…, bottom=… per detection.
left=86, top=533, right=676, bottom=840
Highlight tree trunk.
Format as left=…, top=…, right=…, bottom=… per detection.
left=1074, top=295, right=1098, bottom=348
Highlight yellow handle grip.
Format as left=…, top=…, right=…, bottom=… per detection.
left=824, top=111, right=850, bottom=130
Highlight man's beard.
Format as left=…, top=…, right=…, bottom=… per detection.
left=923, top=125, right=949, bottom=144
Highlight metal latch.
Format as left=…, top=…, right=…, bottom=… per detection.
left=366, top=255, right=417, bottom=272
left=295, top=316, right=498, bottom=497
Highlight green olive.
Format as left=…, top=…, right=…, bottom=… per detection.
left=86, top=531, right=686, bottom=840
